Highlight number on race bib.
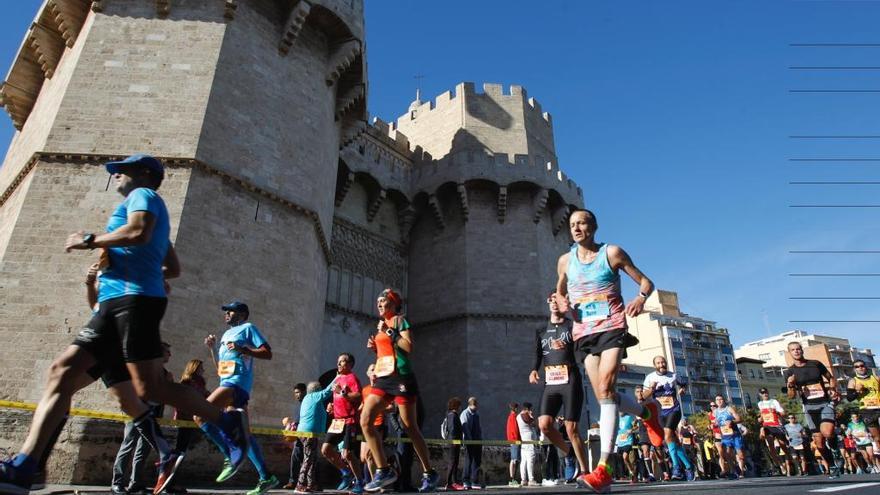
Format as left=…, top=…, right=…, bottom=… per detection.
left=720, top=424, right=734, bottom=436
left=803, top=383, right=826, bottom=400
left=863, top=396, right=880, bottom=408
left=657, top=396, right=675, bottom=410
left=761, top=411, right=776, bottom=424
left=375, top=356, right=395, bottom=377
left=545, top=365, right=569, bottom=385
left=682, top=437, right=692, bottom=445
left=217, top=360, right=236, bottom=378
left=328, top=418, right=346, bottom=434
left=576, top=295, right=610, bottom=322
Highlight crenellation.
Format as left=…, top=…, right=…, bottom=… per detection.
left=47, top=0, right=89, bottom=48
left=278, top=0, right=312, bottom=55
left=326, top=39, right=362, bottom=85
left=28, top=22, right=65, bottom=79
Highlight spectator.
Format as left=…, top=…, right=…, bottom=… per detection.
left=443, top=397, right=464, bottom=490
left=282, top=383, right=307, bottom=489
left=517, top=402, right=539, bottom=486
left=506, top=402, right=521, bottom=487
left=294, top=380, right=336, bottom=493
left=460, top=397, right=483, bottom=489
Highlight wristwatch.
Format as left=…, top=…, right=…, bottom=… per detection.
left=83, top=233, right=96, bottom=249
left=639, top=291, right=650, bottom=299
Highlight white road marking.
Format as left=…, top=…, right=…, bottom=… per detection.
left=810, top=482, right=880, bottom=493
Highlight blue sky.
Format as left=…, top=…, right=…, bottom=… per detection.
left=2, top=1, right=879, bottom=353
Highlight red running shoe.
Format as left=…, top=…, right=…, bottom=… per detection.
left=576, top=466, right=612, bottom=494
left=153, top=452, right=184, bottom=494
left=643, top=401, right=664, bottom=447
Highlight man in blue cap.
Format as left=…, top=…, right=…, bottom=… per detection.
left=201, top=301, right=278, bottom=495
left=0, top=154, right=251, bottom=495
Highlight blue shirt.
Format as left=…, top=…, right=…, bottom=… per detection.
left=714, top=406, right=739, bottom=437
left=298, top=383, right=334, bottom=434
left=616, top=415, right=635, bottom=447
left=217, top=322, right=268, bottom=393
left=98, top=188, right=170, bottom=302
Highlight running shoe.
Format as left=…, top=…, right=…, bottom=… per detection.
left=337, top=469, right=354, bottom=491
left=662, top=471, right=671, bottom=482
left=685, top=468, right=694, bottom=481
left=670, top=466, right=683, bottom=481
left=0, top=457, right=36, bottom=495
left=247, top=475, right=280, bottom=495
left=218, top=409, right=250, bottom=477
left=643, top=402, right=664, bottom=447
left=541, top=479, right=556, bottom=486
left=577, top=466, right=612, bottom=494
left=111, top=486, right=128, bottom=495
left=350, top=479, right=365, bottom=495
left=153, top=452, right=184, bottom=494
left=365, top=468, right=397, bottom=492
left=417, top=470, right=439, bottom=493
left=215, top=458, right=236, bottom=483
left=450, top=483, right=466, bottom=491
left=507, top=480, right=520, bottom=487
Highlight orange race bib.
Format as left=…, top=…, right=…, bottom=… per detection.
left=863, top=396, right=880, bottom=408
left=217, top=360, right=236, bottom=378
left=375, top=356, right=395, bottom=377
left=546, top=365, right=569, bottom=385
left=617, top=432, right=630, bottom=443
left=761, top=411, right=776, bottom=424
left=328, top=418, right=346, bottom=434
left=682, top=437, right=692, bottom=445
left=803, top=383, right=826, bottom=400
left=657, top=396, right=675, bottom=410
left=720, top=424, right=734, bottom=436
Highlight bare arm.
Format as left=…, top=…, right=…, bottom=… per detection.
left=205, top=334, right=218, bottom=370
left=606, top=245, right=654, bottom=317
left=66, top=210, right=156, bottom=252
left=85, top=262, right=100, bottom=309
left=556, top=253, right=569, bottom=298
left=163, top=244, right=181, bottom=279
left=233, top=343, right=272, bottom=360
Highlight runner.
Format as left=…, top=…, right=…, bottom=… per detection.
left=643, top=355, right=694, bottom=481
left=360, top=289, right=439, bottom=493
left=784, top=341, right=840, bottom=478
left=321, top=352, right=363, bottom=494
left=201, top=301, right=278, bottom=494
left=847, top=359, right=880, bottom=470
left=677, top=417, right=698, bottom=475
left=713, top=395, right=746, bottom=479
left=784, top=414, right=808, bottom=476
left=615, top=412, right=638, bottom=483
left=555, top=209, right=664, bottom=493
left=528, top=292, right=590, bottom=481
left=634, top=386, right=660, bottom=482
left=846, top=413, right=878, bottom=473
left=359, top=364, right=388, bottom=483
left=756, top=387, right=790, bottom=476
left=707, top=403, right=727, bottom=478
left=0, top=154, right=249, bottom=495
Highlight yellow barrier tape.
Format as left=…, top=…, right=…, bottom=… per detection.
left=0, top=399, right=547, bottom=446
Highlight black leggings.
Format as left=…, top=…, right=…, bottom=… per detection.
left=445, top=444, right=461, bottom=486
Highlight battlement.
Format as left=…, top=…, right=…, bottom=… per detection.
left=393, top=82, right=553, bottom=130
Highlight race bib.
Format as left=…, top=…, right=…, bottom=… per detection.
left=217, top=360, right=236, bottom=378
left=761, top=411, right=776, bottom=424
left=375, top=356, right=395, bottom=377
left=576, top=295, right=610, bottom=322
left=720, top=424, right=734, bottom=436
left=794, top=444, right=804, bottom=451
left=682, top=437, right=692, bottom=445
left=545, top=365, right=569, bottom=385
left=854, top=429, right=867, bottom=439
left=657, top=396, right=675, bottom=410
left=863, top=396, right=880, bottom=408
left=617, top=432, right=630, bottom=443
left=328, top=418, right=346, bottom=434
left=803, top=383, right=826, bottom=400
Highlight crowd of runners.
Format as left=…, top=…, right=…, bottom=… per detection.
left=0, top=154, right=879, bottom=495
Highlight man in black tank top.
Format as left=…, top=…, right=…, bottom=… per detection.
left=529, top=292, right=588, bottom=478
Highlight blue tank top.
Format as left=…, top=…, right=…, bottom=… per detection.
left=566, top=243, right=626, bottom=340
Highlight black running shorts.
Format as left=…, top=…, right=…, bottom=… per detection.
left=660, top=410, right=682, bottom=430
left=573, top=328, right=638, bottom=362
left=324, top=422, right=360, bottom=451
left=539, top=367, right=583, bottom=421
left=73, top=295, right=167, bottom=386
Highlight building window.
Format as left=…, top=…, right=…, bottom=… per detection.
left=749, top=369, right=755, bottom=379
left=759, top=353, right=770, bottom=360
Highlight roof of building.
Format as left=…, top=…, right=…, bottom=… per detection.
left=735, top=357, right=766, bottom=365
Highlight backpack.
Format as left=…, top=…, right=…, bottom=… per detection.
left=441, top=415, right=450, bottom=440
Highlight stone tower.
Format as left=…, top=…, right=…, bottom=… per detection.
left=329, top=83, right=583, bottom=438
left=0, top=0, right=366, bottom=483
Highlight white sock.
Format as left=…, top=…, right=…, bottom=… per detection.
left=599, top=400, right=618, bottom=463
left=617, top=392, right=642, bottom=417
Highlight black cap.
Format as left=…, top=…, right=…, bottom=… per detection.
left=759, top=387, right=769, bottom=394
left=221, top=301, right=249, bottom=313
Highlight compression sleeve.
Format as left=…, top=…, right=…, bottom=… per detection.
left=533, top=329, right=543, bottom=372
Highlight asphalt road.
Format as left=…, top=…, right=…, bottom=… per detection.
left=33, top=474, right=880, bottom=495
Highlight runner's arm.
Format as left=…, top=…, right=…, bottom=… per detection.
left=532, top=330, right=543, bottom=374
left=555, top=253, right=569, bottom=297
left=162, top=244, right=180, bottom=279
left=785, top=372, right=797, bottom=399
left=607, top=245, right=654, bottom=317
left=66, top=210, right=157, bottom=252
left=846, top=378, right=859, bottom=401
left=85, top=262, right=100, bottom=309
left=237, top=343, right=272, bottom=360
left=396, top=328, right=413, bottom=353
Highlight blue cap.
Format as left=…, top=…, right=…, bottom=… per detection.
left=105, top=154, right=164, bottom=179
left=221, top=301, right=249, bottom=313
